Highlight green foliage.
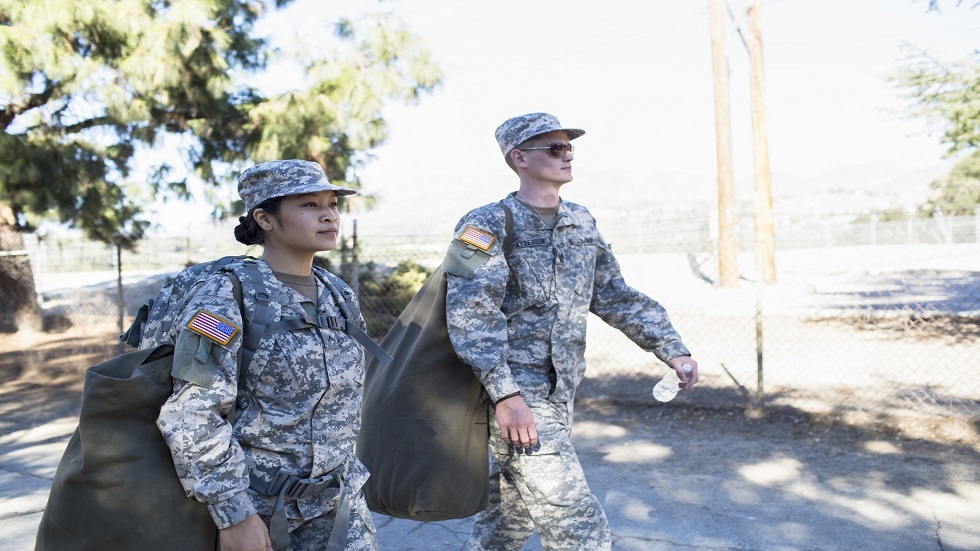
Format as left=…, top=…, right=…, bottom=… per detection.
left=0, top=0, right=441, bottom=248
left=892, top=50, right=980, bottom=156
left=312, top=254, right=431, bottom=338
left=854, top=209, right=920, bottom=223
left=924, top=150, right=980, bottom=215
left=248, top=13, right=441, bottom=182
left=355, top=259, right=431, bottom=339
left=892, top=20, right=979, bottom=215
left=927, top=0, right=980, bottom=11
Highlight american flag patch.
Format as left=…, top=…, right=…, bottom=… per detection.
left=459, top=226, right=496, bottom=251
left=187, top=310, right=240, bottom=346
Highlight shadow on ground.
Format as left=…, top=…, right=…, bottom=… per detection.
left=1, top=332, right=978, bottom=550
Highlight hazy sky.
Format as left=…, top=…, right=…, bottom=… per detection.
left=155, top=0, right=980, bottom=234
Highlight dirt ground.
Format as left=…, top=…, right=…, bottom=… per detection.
left=0, top=331, right=980, bottom=478
left=0, top=329, right=117, bottom=431
left=3, top=329, right=980, bottom=550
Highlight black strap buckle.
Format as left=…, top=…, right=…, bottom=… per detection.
left=282, top=472, right=340, bottom=500
left=317, top=314, right=345, bottom=330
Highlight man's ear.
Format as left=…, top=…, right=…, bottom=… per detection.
left=253, top=208, right=275, bottom=231
left=510, top=149, right=527, bottom=168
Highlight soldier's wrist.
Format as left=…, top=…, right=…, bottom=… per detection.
left=493, top=391, right=521, bottom=407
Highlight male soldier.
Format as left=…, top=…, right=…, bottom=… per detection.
left=444, top=113, right=699, bottom=550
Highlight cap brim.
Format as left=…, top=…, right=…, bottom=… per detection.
left=528, top=127, right=586, bottom=142
left=274, top=182, right=358, bottom=199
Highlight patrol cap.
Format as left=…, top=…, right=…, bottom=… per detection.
left=238, top=160, right=357, bottom=212
left=494, top=113, right=585, bottom=159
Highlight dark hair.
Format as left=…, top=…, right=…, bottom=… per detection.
left=234, top=197, right=283, bottom=245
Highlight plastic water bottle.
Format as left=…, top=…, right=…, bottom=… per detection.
left=653, top=364, right=693, bottom=402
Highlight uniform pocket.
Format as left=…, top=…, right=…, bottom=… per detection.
left=259, top=331, right=330, bottom=398
left=489, top=400, right=570, bottom=456
left=567, top=239, right=600, bottom=298
left=503, top=254, right=551, bottom=315
left=322, top=331, right=365, bottom=391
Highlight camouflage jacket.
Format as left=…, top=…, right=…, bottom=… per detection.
left=155, top=259, right=368, bottom=529
left=445, top=193, right=690, bottom=404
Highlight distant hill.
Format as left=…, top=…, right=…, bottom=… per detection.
left=354, top=160, right=947, bottom=236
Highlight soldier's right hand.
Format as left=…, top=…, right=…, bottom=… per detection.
left=494, top=395, right=539, bottom=452
left=219, top=514, right=272, bottom=551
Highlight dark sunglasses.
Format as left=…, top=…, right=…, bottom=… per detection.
left=518, top=143, right=574, bottom=158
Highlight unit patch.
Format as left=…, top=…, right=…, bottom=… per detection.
left=186, top=309, right=240, bottom=346
left=459, top=226, right=496, bottom=251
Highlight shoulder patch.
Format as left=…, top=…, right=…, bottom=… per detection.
left=459, top=226, right=496, bottom=251
left=444, top=240, right=492, bottom=278
left=186, top=309, right=240, bottom=346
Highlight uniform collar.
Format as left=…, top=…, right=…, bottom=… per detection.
left=505, top=192, right=575, bottom=229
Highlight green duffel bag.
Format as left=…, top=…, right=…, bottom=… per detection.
left=357, top=203, right=514, bottom=522
left=357, top=265, right=491, bottom=522
left=35, top=344, right=218, bottom=551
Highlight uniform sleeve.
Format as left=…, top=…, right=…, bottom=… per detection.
left=445, top=213, right=522, bottom=403
left=156, top=274, right=256, bottom=529
left=590, top=237, right=691, bottom=365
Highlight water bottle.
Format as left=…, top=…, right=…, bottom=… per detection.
left=652, top=364, right=693, bottom=402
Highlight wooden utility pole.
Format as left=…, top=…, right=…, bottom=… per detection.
left=748, top=0, right=777, bottom=283
left=709, top=0, right=740, bottom=287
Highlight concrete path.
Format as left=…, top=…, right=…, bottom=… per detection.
left=2, top=398, right=979, bottom=550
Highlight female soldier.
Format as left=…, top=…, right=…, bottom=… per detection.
left=156, top=160, right=377, bottom=551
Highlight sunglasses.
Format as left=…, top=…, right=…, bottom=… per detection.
left=518, top=143, right=574, bottom=158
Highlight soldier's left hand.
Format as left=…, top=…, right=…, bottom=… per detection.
left=668, top=356, right=699, bottom=389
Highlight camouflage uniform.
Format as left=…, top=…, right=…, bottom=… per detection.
left=155, top=259, right=378, bottom=550
left=446, top=193, right=690, bottom=551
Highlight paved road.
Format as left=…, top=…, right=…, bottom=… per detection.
left=2, top=394, right=979, bottom=550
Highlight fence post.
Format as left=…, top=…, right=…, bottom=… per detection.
left=753, top=278, right=765, bottom=408
left=932, top=207, right=953, bottom=244
left=752, top=222, right=767, bottom=408
left=350, top=219, right=359, bottom=297
left=115, top=241, right=124, bottom=356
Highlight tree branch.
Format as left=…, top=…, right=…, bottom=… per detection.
left=0, top=82, right=62, bottom=130
left=61, top=115, right=117, bottom=135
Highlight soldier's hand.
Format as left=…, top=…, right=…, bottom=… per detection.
left=494, top=395, right=538, bottom=451
left=668, top=356, right=699, bottom=389
left=219, top=514, right=272, bottom=551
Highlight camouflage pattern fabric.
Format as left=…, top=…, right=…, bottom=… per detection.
left=445, top=193, right=690, bottom=549
left=155, top=259, right=376, bottom=548
left=446, top=192, right=690, bottom=405
left=472, top=400, right=611, bottom=551
left=494, top=112, right=585, bottom=159
left=238, top=159, right=357, bottom=213
left=258, top=492, right=377, bottom=551
left=135, top=256, right=248, bottom=353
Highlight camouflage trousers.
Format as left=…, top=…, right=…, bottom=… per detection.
left=468, top=403, right=611, bottom=551
left=258, top=490, right=378, bottom=551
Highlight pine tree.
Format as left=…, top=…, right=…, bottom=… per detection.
left=0, top=0, right=440, bottom=331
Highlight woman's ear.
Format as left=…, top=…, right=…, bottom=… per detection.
left=253, top=208, right=275, bottom=231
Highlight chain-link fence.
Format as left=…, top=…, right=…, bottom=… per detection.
left=2, top=210, right=977, bottom=433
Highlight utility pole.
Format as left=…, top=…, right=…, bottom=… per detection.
left=748, top=0, right=777, bottom=283
left=709, top=0, right=740, bottom=287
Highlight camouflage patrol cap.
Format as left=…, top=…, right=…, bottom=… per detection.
left=494, top=113, right=585, bottom=160
left=238, top=160, right=356, bottom=212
